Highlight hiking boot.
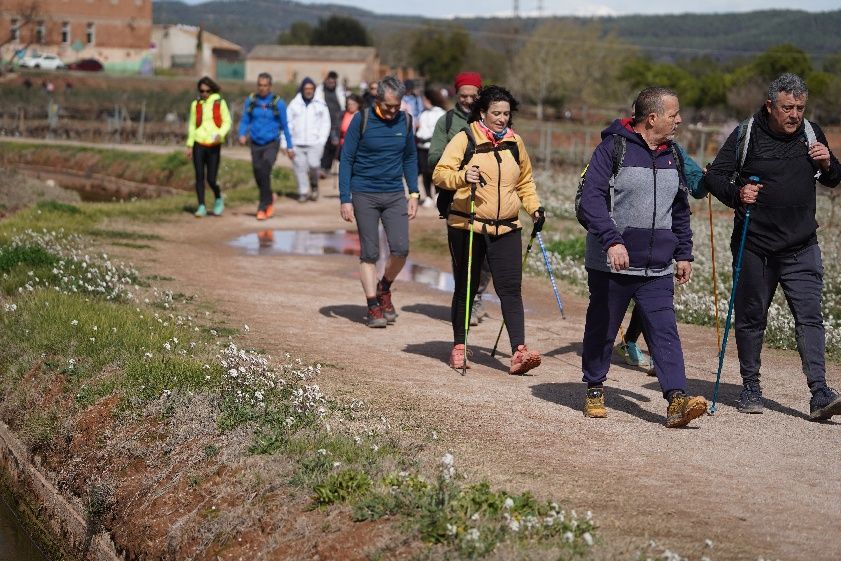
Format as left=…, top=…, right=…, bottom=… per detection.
left=615, top=341, right=648, bottom=367
left=809, top=387, right=841, bottom=421
left=736, top=384, right=764, bottom=414
left=665, top=392, right=707, bottom=428
left=364, top=306, right=387, bottom=328
left=584, top=387, right=606, bottom=418
left=194, top=204, right=207, bottom=218
left=213, top=196, right=224, bottom=216
left=376, top=282, right=397, bottom=324
left=509, top=344, right=541, bottom=375
left=448, top=343, right=471, bottom=370
left=256, top=209, right=267, bottom=221
left=308, top=188, right=319, bottom=202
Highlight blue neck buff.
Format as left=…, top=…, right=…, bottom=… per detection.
left=480, top=119, right=509, bottom=140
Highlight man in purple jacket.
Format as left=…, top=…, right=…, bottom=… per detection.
left=578, top=86, right=707, bottom=428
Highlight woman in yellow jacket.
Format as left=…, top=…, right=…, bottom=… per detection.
left=186, top=76, right=232, bottom=217
left=433, top=85, right=544, bottom=374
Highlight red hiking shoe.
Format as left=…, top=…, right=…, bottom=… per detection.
left=365, top=305, right=387, bottom=328
left=510, top=344, right=541, bottom=375
left=448, top=344, right=471, bottom=370
left=376, top=282, right=397, bottom=324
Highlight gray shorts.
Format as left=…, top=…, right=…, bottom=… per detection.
left=351, top=191, right=409, bottom=263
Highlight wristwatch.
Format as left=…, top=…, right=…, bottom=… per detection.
left=409, top=192, right=420, bottom=199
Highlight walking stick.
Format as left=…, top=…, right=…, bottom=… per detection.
left=462, top=170, right=480, bottom=375
left=709, top=176, right=759, bottom=414
left=491, top=225, right=537, bottom=357
left=536, top=232, right=566, bottom=319
left=708, top=193, right=722, bottom=350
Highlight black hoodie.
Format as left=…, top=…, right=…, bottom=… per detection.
left=705, top=107, right=841, bottom=256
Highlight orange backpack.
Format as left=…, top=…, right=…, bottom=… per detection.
left=195, top=99, right=223, bottom=128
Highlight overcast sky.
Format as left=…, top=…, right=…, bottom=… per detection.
left=180, top=0, right=839, bottom=18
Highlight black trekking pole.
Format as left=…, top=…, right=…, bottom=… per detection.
left=461, top=168, right=481, bottom=375
left=491, top=224, right=537, bottom=358
left=709, top=175, right=759, bottom=414
left=536, top=231, right=566, bottom=319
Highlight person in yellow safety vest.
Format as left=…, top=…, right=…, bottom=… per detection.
left=186, top=76, right=232, bottom=217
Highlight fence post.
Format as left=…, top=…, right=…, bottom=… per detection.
left=137, top=100, right=146, bottom=143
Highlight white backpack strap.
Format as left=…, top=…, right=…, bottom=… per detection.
left=739, top=117, right=753, bottom=170
left=804, top=119, right=817, bottom=147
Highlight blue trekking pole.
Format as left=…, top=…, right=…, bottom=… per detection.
left=535, top=232, right=566, bottom=319
left=709, top=175, right=759, bottom=414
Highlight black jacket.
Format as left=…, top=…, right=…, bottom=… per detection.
left=705, top=108, right=841, bottom=256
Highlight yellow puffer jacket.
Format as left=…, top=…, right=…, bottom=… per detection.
left=186, top=93, right=232, bottom=148
left=432, top=122, right=540, bottom=236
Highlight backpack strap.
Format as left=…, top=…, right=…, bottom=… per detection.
left=212, top=99, right=223, bottom=128
left=611, top=134, right=626, bottom=177
left=671, top=142, right=686, bottom=188
left=735, top=117, right=753, bottom=174
left=457, top=127, right=476, bottom=170
left=359, top=107, right=370, bottom=140
left=445, top=109, right=454, bottom=136
left=194, top=100, right=202, bottom=127
left=804, top=119, right=817, bottom=147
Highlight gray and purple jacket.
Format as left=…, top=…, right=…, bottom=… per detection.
left=579, top=118, right=693, bottom=276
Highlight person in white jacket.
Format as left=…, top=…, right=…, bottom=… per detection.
left=415, top=87, right=446, bottom=207
left=286, top=77, right=331, bottom=202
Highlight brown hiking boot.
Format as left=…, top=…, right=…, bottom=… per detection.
left=365, top=305, right=387, bottom=328
left=509, top=344, right=541, bottom=375
left=376, top=282, right=397, bottom=324
left=665, top=392, right=707, bottom=428
left=584, top=387, right=607, bottom=418
left=448, top=344, right=471, bottom=370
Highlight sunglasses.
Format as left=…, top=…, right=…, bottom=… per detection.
left=199, top=88, right=211, bottom=93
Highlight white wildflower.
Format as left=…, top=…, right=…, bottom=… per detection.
left=71, top=319, right=78, bottom=326
left=503, top=497, right=514, bottom=510
left=465, top=528, right=480, bottom=541
left=446, top=523, right=457, bottom=537
left=583, top=532, right=594, bottom=546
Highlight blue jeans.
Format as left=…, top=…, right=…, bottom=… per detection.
left=734, top=244, right=827, bottom=392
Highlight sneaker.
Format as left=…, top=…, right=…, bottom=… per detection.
left=213, top=196, right=224, bottom=216
left=265, top=204, right=275, bottom=218
left=194, top=204, right=207, bottom=218
left=615, top=341, right=648, bottom=367
left=376, top=282, right=397, bottom=324
left=448, top=343, right=471, bottom=370
left=308, top=189, right=319, bottom=202
left=297, top=194, right=308, bottom=203
left=736, top=383, right=764, bottom=414
left=421, top=197, right=435, bottom=208
left=509, top=344, right=541, bottom=375
left=665, top=392, right=708, bottom=428
left=809, top=387, right=841, bottom=421
left=256, top=209, right=267, bottom=221
left=364, top=306, right=387, bottom=328
left=584, top=387, right=607, bottom=418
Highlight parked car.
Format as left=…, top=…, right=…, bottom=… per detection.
left=18, top=53, right=65, bottom=70
left=66, top=58, right=103, bottom=72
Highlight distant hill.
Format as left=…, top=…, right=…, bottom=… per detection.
left=153, top=1, right=841, bottom=62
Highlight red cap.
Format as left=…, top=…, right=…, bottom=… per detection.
left=454, top=72, right=482, bottom=91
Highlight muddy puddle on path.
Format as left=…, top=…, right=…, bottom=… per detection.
left=229, top=229, right=459, bottom=293
left=0, top=499, right=47, bottom=560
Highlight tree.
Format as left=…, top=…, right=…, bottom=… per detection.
left=0, top=0, right=42, bottom=72
left=510, top=21, right=635, bottom=119
left=409, top=26, right=469, bottom=85
left=310, top=16, right=369, bottom=47
left=277, top=21, right=312, bottom=45
left=752, top=44, right=812, bottom=81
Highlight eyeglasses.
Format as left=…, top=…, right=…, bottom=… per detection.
left=198, top=88, right=211, bottom=93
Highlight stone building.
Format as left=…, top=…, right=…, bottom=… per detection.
left=245, top=45, right=380, bottom=87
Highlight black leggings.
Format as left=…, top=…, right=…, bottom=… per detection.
left=624, top=305, right=650, bottom=347
left=192, top=144, right=221, bottom=206
left=448, top=226, right=524, bottom=353
left=416, top=147, right=434, bottom=198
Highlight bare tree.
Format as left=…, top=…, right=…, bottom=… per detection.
left=0, top=0, right=43, bottom=71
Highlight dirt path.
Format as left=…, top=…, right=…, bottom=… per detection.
left=116, top=180, right=840, bottom=561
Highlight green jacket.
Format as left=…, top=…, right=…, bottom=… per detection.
left=428, top=104, right=470, bottom=168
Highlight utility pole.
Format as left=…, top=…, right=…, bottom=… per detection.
left=513, top=0, right=519, bottom=18
left=537, top=0, right=544, bottom=16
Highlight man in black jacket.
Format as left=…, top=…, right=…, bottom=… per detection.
left=706, top=72, right=841, bottom=421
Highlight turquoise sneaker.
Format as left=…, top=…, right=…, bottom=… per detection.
left=615, top=341, right=648, bottom=367
left=213, top=196, right=224, bottom=216
left=194, top=204, right=207, bottom=218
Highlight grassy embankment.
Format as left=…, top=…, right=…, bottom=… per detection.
left=0, top=150, right=599, bottom=559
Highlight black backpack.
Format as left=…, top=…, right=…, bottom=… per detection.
left=574, top=135, right=685, bottom=229
left=246, top=93, right=280, bottom=121
left=437, top=126, right=520, bottom=219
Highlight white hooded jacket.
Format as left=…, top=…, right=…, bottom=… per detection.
left=285, top=93, right=331, bottom=147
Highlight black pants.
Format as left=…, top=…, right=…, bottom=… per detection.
left=250, top=139, right=279, bottom=210
left=448, top=226, right=524, bottom=353
left=734, top=244, right=827, bottom=392
left=192, top=144, right=221, bottom=206
left=321, top=137, right=338, bottom=172
left=416, top=147, right=434, bottom=199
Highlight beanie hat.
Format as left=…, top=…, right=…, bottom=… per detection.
left=454, top=72, right=482, bottom=91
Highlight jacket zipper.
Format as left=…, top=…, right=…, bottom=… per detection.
left=646, top=155, right=657, bottom=274
left=494, top=149, right=502, bottom=236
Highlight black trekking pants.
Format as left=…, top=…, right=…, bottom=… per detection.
left=734, top=243, right=827, bottom=393
left=192, top=144, right=221, bottom=206
left=448, top=226, right=524, bottom=354
left=250, top=139, right=279, bottom=211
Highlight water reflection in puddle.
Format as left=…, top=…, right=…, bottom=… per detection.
left=229, top=229, right=459, bottom=293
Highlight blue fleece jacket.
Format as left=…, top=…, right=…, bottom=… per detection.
left=579, top=118, right=693, bottom=276
left=338, top=109, right=418, bottom=204
left=237, top=94, right=293, bottom=147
